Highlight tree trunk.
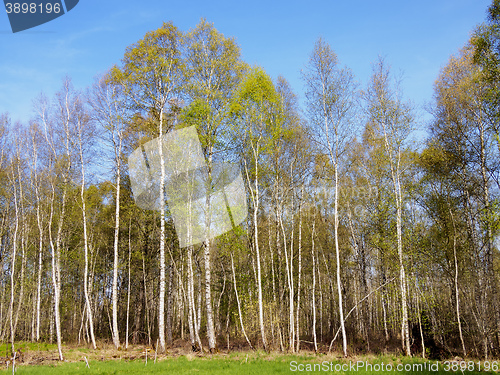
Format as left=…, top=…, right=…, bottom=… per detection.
left=41, top=108, right=64, bottom=361
left=142, top=251, right=151, bottom=346
left=31, top=142, right=43, bottom=342
left=334, top=164, right=347, bottom=357
left=245, top=155, right=267, bottom=350
left=125, top=219, right=132, bottom=349
left=48, top=185, right=64, bottom=360
left=166, top=263, right=174, bottom=346
left=203, top=147, right=217, bottom=353
left=204, top=238, right=217, bottom=352
left=479, top=117, right=494, bottom=357
left=35, top=203, right=43, bottom=342
left=295, top=190, right=303, bottom=352
left=79, top=126, right=97, bottom=350
left=81, top=178, right=97, bottom=350
left=13, top=226, right=25, bottom=339
left=311, top=219, right=318, bottom=353
left=158, top=107, right=166, bottom=353
left=382, top=126, right=410, bottom=356
left=8, top=169, right=19, bottom=357
left=111, top=160, right=121, bottom=349
left=449, top=207, right=466, bottom=357
left=396, top=178, right=410, bottom=356
left=187, top=245, right=203, bottom=350
left=231, top=253, right=253, bottom=349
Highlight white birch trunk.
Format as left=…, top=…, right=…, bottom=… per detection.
left=381, top=121, right=410, bottom=356
left=158, top=107, right=166, bottom=353
left=334, top=164, right=347, bottom=357
left=204, top=238, right=217, bottom=351
left=396, top=175, right=410, bottom=356
left=295, top=191, right=303, bottom=352
left=79, top=130, right=97, bottom=350
left=112, top=156, right=121, bottom=348
left=311, top=219, right=318, bottom=353
left=187, top=245, right=203, bottom=350
left=203, top=148, right=217, bottom=352
left=449, top=208, right=466, bottom=357
left=125, top=219, right=132, bottom=349
left=244, top=153, right=267, bottom=350
left=280, top=210, right=294, bottom=352
left=9, top=169, right=19, bottom=357
left=35, top=204, right=43, bottom=342
left=31, top=139, right=43, bottom=342
left=186, top=257, right=195, bottom=348
left=49, top=185, right=64, bottom=361
left=41, top=112, right=64, bottom=361
left=231, top=254, right=253, bottom=349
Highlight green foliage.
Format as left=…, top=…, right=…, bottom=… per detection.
left=109, top=21, right=184, bottom=135
left=183, top=19, right=246, bottom=158
left=4, top=12, right=500, bottom=361
left=232, top=68, right=278, bottom=111
left=229, top=67, right=290, bottom=175
left=0, top=354, right=493, bottom=375
left=180, top=99, right=211, bottom=129
left=472, top=0, right=500, bottom=111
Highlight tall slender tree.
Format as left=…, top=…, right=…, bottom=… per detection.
left=89, top=75, right=129, bottom=349
left=230, top=67, right=285, bottom=350
left=303, top=38, right=358, bottom=357
left=111, top=22, right=184, bottom=353
left=182, top=19, right=246, bottom=352
left=365, top=59, right=414, bottom=356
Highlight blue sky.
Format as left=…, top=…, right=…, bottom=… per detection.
left=0, top=0, right=492, bottom=135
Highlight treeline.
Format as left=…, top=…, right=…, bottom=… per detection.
left=1, top=3, right=500, bottom=360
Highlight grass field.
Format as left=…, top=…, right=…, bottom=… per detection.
left=0, top=348, right=498, bottom=375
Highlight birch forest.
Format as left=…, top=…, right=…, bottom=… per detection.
left=1, top=2, right=500, bottom=361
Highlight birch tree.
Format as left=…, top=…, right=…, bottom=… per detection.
left=89, top=76, right=128, bottom=349
left=73, top=89, right=98, bottom=350
left=428, top=46, right=498, bottom=357
left=230, top=68, right=285, bottom=350
left=182, top=19, right=246, bottom=352
left=303, top=38, right=358, bottom=357
left=110, top=22, right=184, bottom=353
left=35, top=89, right=73, bottom=361
left=28, top=124, right=44, bottom=342
left=365, top=59, right=414, bottom=356
left=7, top=148, right=20, bottom=358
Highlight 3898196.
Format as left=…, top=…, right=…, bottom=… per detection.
left=5, top=2, right=61, bottom=14
left=443, top=360, right=498, bottom=372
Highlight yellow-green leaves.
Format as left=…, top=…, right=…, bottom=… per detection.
left=110, top=22, right=184, bottom=133
left=231, top=67, right=280, bottom=134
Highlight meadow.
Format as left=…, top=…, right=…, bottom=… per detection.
left=0, top=343, right=496, bottom=375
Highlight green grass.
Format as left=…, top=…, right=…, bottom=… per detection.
left=0, top=352, right=497, bottom=374
left=0, top=341, right=57, bottom=356
left=0, top=356, right=287, bottom=375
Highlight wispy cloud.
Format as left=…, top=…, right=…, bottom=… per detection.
left=43, top=26, right=112, bottom=60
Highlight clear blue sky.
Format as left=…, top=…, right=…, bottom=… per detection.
left=0, top=0, right=492, bottom=134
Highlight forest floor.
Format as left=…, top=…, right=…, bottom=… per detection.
left=0, top=341, right=497, bottom=374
